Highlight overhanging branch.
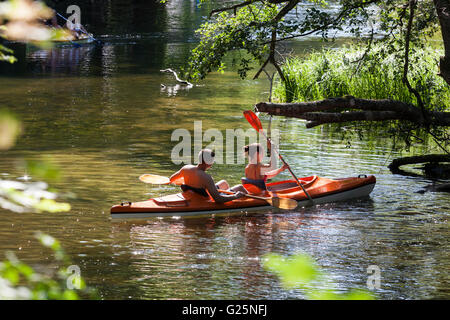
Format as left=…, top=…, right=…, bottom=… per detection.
left=209, top=0, right=258, bottom=17
left=255, top=97, right=450, bottom=128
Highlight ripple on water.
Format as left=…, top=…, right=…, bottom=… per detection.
left=0, top=23, right=449, bottom=299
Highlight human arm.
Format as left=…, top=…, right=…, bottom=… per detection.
left=169, top=169, right=184, bottom=185
left=262, top=163, right=289, bottom=180
left=202, top=175, right=244, bottom=203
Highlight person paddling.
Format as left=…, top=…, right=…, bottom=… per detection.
left=169, top=149, right=245, bottom=203
left=242, top=143, right=288, bottom=192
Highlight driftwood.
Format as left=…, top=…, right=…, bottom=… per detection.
left=416, top=182, right=450, bottom=193
left=388, top=154, right=450, bottom=173
left=388, top=154, right=450, bottom=187
left=160, top=68, right=193, bottom=87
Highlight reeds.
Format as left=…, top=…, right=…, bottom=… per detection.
left=274, top=44, right=450, bottom=112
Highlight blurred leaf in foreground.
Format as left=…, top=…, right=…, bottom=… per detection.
left=0, top=179, right=71, bottom=213
left=0, top=233, right=97, bottom=299
left=0, top=109, right=21, bottom=150
left=0, top=43, right=17, bottom=63
left=0, top=0, right=66, bottom=61
left=263, top=253, right=320, bottom=289
left=23, top=158, right=62, bottom=182
left=263, top=253, right=375, bottom=300
left=0, top=0, right=53, bottom=43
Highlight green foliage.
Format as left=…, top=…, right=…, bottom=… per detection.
left=273, top=43, right=450, bottom=151
left=0, top=111, right=71, bottom=214
left=0, top=0, right=71, bottom=63
left=0, top=156, right=70, bottom=214
left=33, top=198, right=71, bottom=213
left=0, top=233, right=97, bottom=300
left=0, top=179, right=72, bottom=213
left=274, top=44, right=450, bottom=109
left=24, top=158, right=62, bottom=182
left=264, top=253, right=319, bottom=288
left=0, top=2, right=75, bottom=215
left=184, top=3, right=277, bottom=80
left=263, top=253, right=375, bottom=300
left=0, top=109, right=21, bottom=150
left=176, top=0, right=444, bottom=91
left=0, top=44, right=17, bottom=63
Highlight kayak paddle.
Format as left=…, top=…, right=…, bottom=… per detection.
left=139, top=174, right=297, bottom=210
left=243, top=110, right=314, bottom=204
left=139, top=174, right=172, bottom=184
left=139, top=173, right=184, bottom=185
left=56, top=12, right=103, bottom=45
left=218, top=189, right=298, bottom=210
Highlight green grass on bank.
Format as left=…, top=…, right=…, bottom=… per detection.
left=274, top=44, right=450, bottom=111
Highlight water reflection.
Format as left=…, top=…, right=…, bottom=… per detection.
left=0, top=0, right=448, bottom=300
left=26, top=45, right=94, bottom=75
left=103, top=199, right=379, bottom=299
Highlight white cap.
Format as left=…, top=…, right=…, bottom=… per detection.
left=198, top=149, right=215, bottom=165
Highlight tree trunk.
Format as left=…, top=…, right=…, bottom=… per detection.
left=434, top=0, right=450, bottom=86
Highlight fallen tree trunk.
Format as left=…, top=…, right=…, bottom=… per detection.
left=388, top=154, right=450, bottom=173
left=255, top=97, right=450, bottom=128
left=417, top=182, right=450, bottom=193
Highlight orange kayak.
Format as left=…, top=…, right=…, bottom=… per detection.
left=110, top=175, right=376, bottom=218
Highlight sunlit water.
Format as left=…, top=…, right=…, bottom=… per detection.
left=0, top=0, right=449, bottom=300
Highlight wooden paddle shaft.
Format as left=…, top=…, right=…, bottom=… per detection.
left=261, top=131, right=314, bottom=202
left=217, top=189, right=269, bottom=201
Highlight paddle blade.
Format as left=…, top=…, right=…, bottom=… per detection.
left=269, top=197, right=298, bottom=210
left=139, top=174, right=170, bottom=184
left=243, top=110, right=263, bottom=132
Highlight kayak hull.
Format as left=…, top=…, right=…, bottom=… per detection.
left=110, top=175, right=376, bottom=219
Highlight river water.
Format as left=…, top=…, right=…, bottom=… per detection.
left=0, top=0, right=448, bottom=300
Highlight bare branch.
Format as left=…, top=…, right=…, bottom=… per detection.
left=209, top=0, right=258, bottom=18
left=273, top=0, right=300, bottom=22
left=253, top=56, right=270, bottom=79
left=403, top=0, right=426, bottom=115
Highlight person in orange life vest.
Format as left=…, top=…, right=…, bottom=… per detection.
left=169, top=149, right=246, bottom=203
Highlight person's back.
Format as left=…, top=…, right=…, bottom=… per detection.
left=245, top=163, right=266, bottom=180
left=179, top=164, right=209, bottom=189
left=170, top=149, right=245, bottom=203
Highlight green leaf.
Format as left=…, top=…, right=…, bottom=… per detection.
left=263, top=253, right=319, bottom=288
left=61, top=290, right=79, bottom=300
left=24, top=159, right=62, bottom=182
left=0, top=109, right=21, bottom=150
left=263, top=252, right=376, bottom=300
left=35, top=232, right=61, bottom=252
left=341, top=290, right=375, bottom=300
left=2, top=267, right=20, bottom=285
left=33, top=199, right=71, bottom=213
